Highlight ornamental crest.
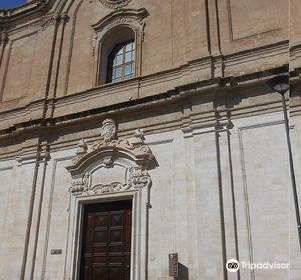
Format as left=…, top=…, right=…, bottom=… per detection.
left=66, top=119, right=154, bottom=197
left=100, top=118, right=116, bottom=142
left=98, top=0, right=132, bottom=10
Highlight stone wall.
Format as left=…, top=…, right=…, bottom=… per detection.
left=0, top=0, right=293, bottom=129
left=0, top=83, right=300, bottom=279
left=0, top=0, right=301, bottom=279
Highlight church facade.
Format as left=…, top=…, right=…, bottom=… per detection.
left=0, top=0, right=301, bottom=279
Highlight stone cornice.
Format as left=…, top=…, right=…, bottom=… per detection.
left=0, top=0, right=48, bottom=23
left=0, top=50, right=288, bottom=112
left=0, top=65, right=290, bottom=141
left=0, top=68, right=290, bottom=144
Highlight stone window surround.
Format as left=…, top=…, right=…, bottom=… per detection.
left=92, top=8, right=148, bottom=86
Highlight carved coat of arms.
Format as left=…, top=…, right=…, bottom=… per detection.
left=100, top=119, right=116, bottom=142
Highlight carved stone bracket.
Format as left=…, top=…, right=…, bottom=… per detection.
left=66, top=119, right=154, bottom=197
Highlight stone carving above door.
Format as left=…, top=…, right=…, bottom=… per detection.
left=100, top=118, right=116, bottom=142
left=69, top=166, right=150, bottom=196
left=66, top=119, right=153, bottom=197
left=98, top=0, right=132, bottom=10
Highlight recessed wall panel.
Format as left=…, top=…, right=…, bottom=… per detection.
left=2, top=34, right=37, bottom=102
left=239, top=123, right=289, bottom=279
left=229, top=0, right=280, bottom=39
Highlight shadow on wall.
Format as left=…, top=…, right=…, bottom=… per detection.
left=178, top=263, right=189, bottom=280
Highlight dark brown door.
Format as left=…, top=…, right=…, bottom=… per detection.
left=80, top=200, right=132, bottom=280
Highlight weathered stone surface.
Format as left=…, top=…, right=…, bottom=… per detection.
left=0, top=0, right=300, bottom=280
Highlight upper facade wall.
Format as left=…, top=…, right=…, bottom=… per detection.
left=0, top=0, right=290, bottom=114
left=290, top=0, right=301, bottom=71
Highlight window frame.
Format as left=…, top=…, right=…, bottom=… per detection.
left=92, top=8, right=148, bottom=87
left=107, top=40, right=135, bottom=84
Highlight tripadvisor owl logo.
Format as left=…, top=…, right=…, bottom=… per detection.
left=226, top=259, right=240, bottom=272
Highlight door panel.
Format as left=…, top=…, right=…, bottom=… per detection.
left=80, top=200, right=132, bottom=280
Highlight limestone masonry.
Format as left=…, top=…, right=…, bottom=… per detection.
left=0, top=0, right=300, bottom=279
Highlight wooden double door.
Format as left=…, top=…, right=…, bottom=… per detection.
left=80, top=200, right=132, bottom=280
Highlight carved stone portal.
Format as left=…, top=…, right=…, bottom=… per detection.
left=66, top=119, right=153, bottom=197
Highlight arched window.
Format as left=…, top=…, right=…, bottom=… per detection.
left=93, top=9, right=148, bottom=86
left=107, top=40, right=135, bottom=83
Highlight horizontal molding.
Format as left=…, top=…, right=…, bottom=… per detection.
left=0, top=165, right=13, bottom=171
left=0, top=64, right=288, bottom=134
left=0, top=1, right=46, bottom=22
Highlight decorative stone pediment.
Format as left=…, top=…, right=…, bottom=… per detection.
left=98, top=0, right=132, bottom=10
left=92, top=8, right=148, bottom=37
left=66, top=119, right=153, bottom=197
